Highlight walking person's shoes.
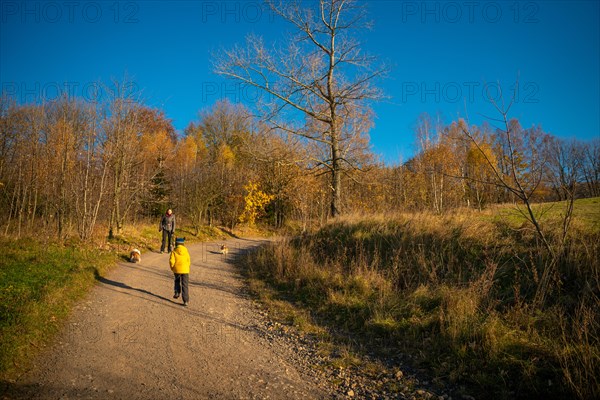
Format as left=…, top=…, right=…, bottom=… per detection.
left=183, top=301, right=188, bottom=307
left=173, top=293, right=180, bottom=299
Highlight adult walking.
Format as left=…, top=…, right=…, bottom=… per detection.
left=159, top=209, right=176, bottom=253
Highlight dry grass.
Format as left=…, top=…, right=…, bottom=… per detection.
left=239, top=199, right=600, bottom=399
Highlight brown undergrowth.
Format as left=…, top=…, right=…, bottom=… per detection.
left=239, top=202, right=600, bottom=399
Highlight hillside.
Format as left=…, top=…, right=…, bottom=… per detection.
left=239, top=198, right=600, bottom=399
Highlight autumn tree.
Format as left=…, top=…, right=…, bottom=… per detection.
left=198, top=99, right=250, bottom=156
left=0, top=95, right=17, bottom=189
left=70, top=99, right=108, bottom=240
left=464, top=135, right=498, bottom=210
left=239, top=182, right=275, bottom=226
left=177, top=122, right=218, bottom=232
left=406, top=114, right=467, bottom=213
left=0, top=95, right=104, bottom=239
left=464, top=117, right=552, bottom=236
left=242, top=125, right=316, bottom=228
left=42, top=96, right=90, bottom=238
left=137, top=107, right=177, bottom=217
left=0, top=101, right=46, bottom=236
left=214, top=0, right=386, bottom=217
left=384, top=163, right=412, bottom=211
left=179, top=100, right=254, bottom=229
left=102, top=81, right=175, bottom=236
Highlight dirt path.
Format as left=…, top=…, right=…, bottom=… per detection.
left=5, top=238, right=329, bottom=399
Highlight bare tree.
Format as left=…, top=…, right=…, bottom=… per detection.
left=198, top=99, right=252, bottom=155
left=545, top=138, right=583, bottom=201
left=0, top=95, right=17, bottom=181
left=0, top=101, right=45, bottom=237
left=581, top=138, right=600, bottom=198
left=102, top=80, right=146, bottom=237
left=43, top=96, right=89, bottom=239
left=72, top=101, right=109, bottom=240
left=459, top=93, right=580, bottom=307
left=214, top=0, right=386, bottom=217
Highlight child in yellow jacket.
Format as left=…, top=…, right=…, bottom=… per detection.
left=169, top=237, right=191, bottom=306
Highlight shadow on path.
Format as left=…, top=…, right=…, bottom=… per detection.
left=94, top=270, right=175, bottom=304
left=93, top=271, right=253, bottom=333
left=189, top=279, right=243, bottom=297
left=120, top=262, right=173, bottom=280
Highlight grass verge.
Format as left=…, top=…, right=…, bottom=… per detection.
left=0, top=237, right=116, bottom=381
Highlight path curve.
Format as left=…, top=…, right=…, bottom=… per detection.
left=6, top=238, right=328, bottom=399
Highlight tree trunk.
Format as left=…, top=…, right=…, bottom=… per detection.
left=330, top=125, right=342, bottom=218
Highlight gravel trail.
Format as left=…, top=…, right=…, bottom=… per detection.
left=4, top=238, right=330, bottom=400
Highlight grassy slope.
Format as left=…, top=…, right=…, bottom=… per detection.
left=239, top=198, right=600, bottom=400
left=490, top=196, right=600, bottom=230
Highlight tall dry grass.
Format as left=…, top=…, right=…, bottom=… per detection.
left=240, top=206, right=600, bottom=399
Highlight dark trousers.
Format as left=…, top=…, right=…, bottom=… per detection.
left=174, top=273, right=189, bottom=302
left=161, top=230, right=173, bottom=252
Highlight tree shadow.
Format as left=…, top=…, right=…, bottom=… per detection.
left=188, top=279, right=244, bottom=297
left=120, top=262, right=173, bottom=280
left=93, top=269, right=177, bottom=305
left=93, top=270, right=253, bottom=333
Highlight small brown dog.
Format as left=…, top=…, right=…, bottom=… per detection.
left=219, top=244, right=228, bottom=255
left=129, top=249, right=141, bottom=263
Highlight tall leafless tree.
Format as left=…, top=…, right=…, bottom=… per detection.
left=73, top=100, right=109, bottom=240
left=581, top=138, right=600, bottom=198
left=214, top=0, right=386, bottom=217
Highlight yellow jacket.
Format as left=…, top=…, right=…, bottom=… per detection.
left=169, top=244, right=190, bottom=274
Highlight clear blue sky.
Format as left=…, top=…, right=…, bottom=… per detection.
left=1, top=0, right=599, bottom=164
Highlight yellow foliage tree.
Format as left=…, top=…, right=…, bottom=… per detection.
left=239, top=182, right=275, bottom=226
left=218, top=143, right=236, bottom=169
left=466, top=140, right=498, bottom=209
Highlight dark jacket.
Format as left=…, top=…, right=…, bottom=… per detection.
left=160, top=213, right=176, bottom=233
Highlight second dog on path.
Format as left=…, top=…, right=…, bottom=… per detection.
left=219, top=244, right=228, bottom=254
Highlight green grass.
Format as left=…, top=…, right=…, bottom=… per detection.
left=571, top=197, right=600, bottom=229
left=0, top=238, right=116, bottom=379
left=491, top=197, right=600, bottom=231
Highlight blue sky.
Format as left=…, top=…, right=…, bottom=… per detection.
left=1, top=0, right=599, bottom=164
